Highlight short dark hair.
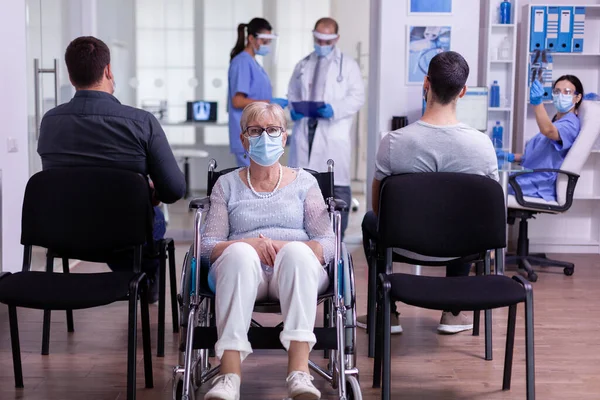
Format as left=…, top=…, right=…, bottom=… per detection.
left=427, top=51, right=469, bottom=105
left=65, top=36, right=111, bottom=88
left=314, top=17, right=339, bottom=34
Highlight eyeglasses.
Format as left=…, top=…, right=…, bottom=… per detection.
left=244, top=126, right=283, bottom=138
left=552, top=88, right=578, bottom=96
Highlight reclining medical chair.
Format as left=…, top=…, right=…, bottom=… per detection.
left=507, top=100, right=600, bottom=281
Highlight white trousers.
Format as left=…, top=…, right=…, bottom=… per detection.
left=209, top=241, right=329, bottom=361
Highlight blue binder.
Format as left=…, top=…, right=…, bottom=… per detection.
left=557, top=7, right=573, bottom=52
left=530, top=6, right=547, bottom=52
left=545, top=6, right=559, bottom=51
left=572, top=7, right=585, bottom=53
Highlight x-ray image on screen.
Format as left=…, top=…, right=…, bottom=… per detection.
left=193, top=102, right=211, bottom=120
left=186, top=101, right=218, bottom=122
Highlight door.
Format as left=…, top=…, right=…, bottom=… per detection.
left=26, top=0, right=70, bottom=176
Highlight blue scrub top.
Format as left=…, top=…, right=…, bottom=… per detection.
left=513, top=112, right=581, bottom=201
left=227, top=52, right=273, bottom=155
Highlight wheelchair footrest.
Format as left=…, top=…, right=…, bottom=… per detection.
left=186, top=326, right=338, bottom=351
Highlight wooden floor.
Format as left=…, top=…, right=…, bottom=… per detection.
left=1, top=243, right=600, bottom=399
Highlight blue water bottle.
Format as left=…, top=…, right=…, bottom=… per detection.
left=492, top=121, right=503, bottom=148
left=500, top=0, right=511, bottom=24
left=490, top=81, right=500, bottom=107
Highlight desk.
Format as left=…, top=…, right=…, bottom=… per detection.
left=172, top=149, right=209, bottom=198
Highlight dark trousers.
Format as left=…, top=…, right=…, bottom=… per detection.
left=107, top=206, right=166, bottom=280
left=362, top=210, right=471, bottom=314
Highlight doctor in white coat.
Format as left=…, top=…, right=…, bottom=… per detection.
left=287, top=17, right=365, bottom=239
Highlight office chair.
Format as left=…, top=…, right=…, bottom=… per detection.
left=507, top=100, right=600, bottom=282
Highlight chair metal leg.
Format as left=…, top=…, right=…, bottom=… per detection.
left=167, top=240, right=179, bottom=333
left=525, top=290, right=536, bottom=399
left=140, top=279, right=154, bottom=389
left=484, top=311, right=493, bottom=361
left=62, top=258, right=75, bottom=333
left=372, top=283, right=382, bottom=389
left=323, top=299, right=330, bottom=359
left=381, top=275, right=392, bottom=400
left=367, top=247, right=378, bottom=358
left=484, top=254, right=493, bottom=361
left=157, top=243, right=167, bottom=357
left=127, top=282, right=139, bottom=400
left=41, top=310, right=51, bottom=356
left=42, top=255, right=54, bottom=356
left=8, top=306, right=24, bottom=388
left=473, top=261, right=483, bottom=336
left=503, top=304, right=517, bottom=390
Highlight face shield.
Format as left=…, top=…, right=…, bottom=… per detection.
left=255, top=32, right=279, bottom=66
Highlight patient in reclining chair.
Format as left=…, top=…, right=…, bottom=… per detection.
left=200, top=102, right=334, bottom=400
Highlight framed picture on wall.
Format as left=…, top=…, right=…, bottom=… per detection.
left=408, top=0, right=452, bottom=15
left=406, top=26, right=452, bottom=85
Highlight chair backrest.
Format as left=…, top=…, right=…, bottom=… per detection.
left=378, top=173, right=506, bottom=257
left=21, top=168, right=153, bottom=262
left=556, top=100, right=600, bottom=204
left=206, top=160, right=334, bottom=200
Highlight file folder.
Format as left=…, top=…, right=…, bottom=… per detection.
left=557, top=7, right=573, bottom=52
left=530, top=6, right=547, bottom=52
left=545, top=6, right=559, bottom=51
left=572, top=7, right=585, bottom=53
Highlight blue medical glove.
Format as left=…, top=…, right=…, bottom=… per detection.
left=529, top=80, right=544, bottom=105
left=317, top=103, right=334, bottom=119
left=290, top=109, right=305, bottom=121
left=496, top=149, right=515, bottom=163
left=270, top=97, right=289, bottom=108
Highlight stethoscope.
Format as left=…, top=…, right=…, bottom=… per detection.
left=297, top=52, right=344, bottom=83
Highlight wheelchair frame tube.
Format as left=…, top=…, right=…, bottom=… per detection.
left=192, top=208, right=203, bottom=303
left=332, top=210, right=347, bottom=399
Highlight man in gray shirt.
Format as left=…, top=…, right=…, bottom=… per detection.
left=38, top=36, right=186, bottom=302
left=357, top=51, right=498, bottom=334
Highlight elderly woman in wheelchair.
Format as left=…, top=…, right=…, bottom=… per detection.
left=199, top=102, right=336, bottom=399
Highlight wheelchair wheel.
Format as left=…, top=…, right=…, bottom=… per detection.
left=346, top=375, right=362, bottom=400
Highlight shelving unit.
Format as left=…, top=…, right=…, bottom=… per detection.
left=515, top=4, right=600, bottom=254
left=479, top=0, right=518, bottom=150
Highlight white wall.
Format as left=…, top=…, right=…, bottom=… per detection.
left=0, top=0, right=29, bottom=272
left=366, top=0, right=482, bottom=207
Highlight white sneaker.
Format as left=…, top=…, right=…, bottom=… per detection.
left=356, top=313, right=403, bottom=334
left=204, top=373, right=240, bottom=400
left=286, top=371, right=321, bottom=400
left=437, top=311, right=473, bottom=334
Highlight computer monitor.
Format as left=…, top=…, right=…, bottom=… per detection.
left=456, top=87, right=488, bottom=132
left=186, top=101, right=218, bottom=122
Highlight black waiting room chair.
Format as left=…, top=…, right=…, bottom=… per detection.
left=370, top=173, right=535, bottom=400
left=0, top=168, right=154, bottom=400
left=43, top=225, right=179, bottom=357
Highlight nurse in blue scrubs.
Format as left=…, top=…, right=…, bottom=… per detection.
left=228, top=17, right=288, bottom=167
left=498, top=75, right=584, bottom=201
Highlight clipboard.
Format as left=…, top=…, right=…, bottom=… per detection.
left=291, top=101, right=325, bottom=118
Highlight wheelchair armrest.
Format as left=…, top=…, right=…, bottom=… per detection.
left=508, top=168, right=580, bottom=212
left=327, top=197, right=349, bottom=212
left=188, top=196, right=210, bottom=210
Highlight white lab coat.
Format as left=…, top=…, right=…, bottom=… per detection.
left=287, top=47, right=365, bottom=187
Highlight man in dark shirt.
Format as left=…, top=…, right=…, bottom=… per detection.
left=38, top=36, right=186, bottom=302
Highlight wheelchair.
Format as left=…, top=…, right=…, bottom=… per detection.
left=172, top=159, right=363, bottom=400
